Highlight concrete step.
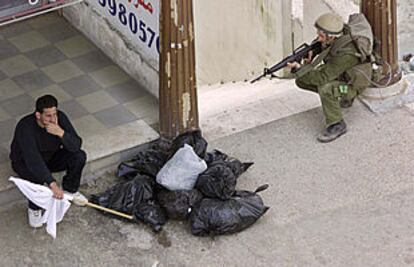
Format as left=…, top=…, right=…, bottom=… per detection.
left=0, top=119, right=159, bottom=206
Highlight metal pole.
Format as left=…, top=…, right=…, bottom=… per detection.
left=361, top=0, right=401, bottom=85
left=159, top=0, right=199, bottom=139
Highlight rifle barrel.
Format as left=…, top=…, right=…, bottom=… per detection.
left=250, top=41, right=321, bottom=84
left=250, top=74, right=265, bottom=84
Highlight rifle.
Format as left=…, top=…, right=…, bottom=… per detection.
left=250, top=40, right=322, bottom=83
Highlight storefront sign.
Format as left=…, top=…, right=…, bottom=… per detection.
left=91, top=0, right=159, bottom=69
left=28, top=0, right=40, bottom=5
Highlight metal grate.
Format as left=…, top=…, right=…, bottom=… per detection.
left=0, top=0, right=42, bottom=19
left=0, top=0, right=83, bottom=26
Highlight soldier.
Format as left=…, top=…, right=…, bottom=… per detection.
left=287, top=13, right=372, bottom=142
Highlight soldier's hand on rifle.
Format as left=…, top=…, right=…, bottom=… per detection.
left=304, top=51, right=313, bottom=64
left=287, top=61, right=301, bottom=70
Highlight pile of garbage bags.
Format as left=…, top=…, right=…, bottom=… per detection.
left=91, top=130, right=269, bottom=236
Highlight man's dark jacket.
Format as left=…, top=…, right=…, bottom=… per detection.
left=10, top=111, right=82, bottom=185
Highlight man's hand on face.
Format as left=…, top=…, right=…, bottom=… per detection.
left=45, top=122, right=64, bottom=138
left=49, top=182, right=64, bottom=200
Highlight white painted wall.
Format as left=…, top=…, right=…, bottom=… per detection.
left=291, top=0, right=303, bottom=48
left=397, top=0, right=414, bottom=59
left=63, top=0, right=291, bottom=94
left=193, top=0, right=290, bottom=85
left=63, top=1, right=159, bottom=96
left=87, top=0, right=159, bottom=70
left=62, top=0, right=414, bottom=98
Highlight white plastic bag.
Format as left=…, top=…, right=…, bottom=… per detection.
left=156, top=144, right=207, bottom=191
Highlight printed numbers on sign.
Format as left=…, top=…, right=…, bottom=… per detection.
left=138, top=20, right=146, bottom=42
left=98, top=0, right=159, bottom=54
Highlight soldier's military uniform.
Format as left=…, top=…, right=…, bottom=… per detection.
left=293, top=13, right=372, bottom=142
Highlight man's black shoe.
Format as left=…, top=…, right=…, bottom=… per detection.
left=340, top=98, right=354, bottom=108
left=317, top=120, right=347, bottom=143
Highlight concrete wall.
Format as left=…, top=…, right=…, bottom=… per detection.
left=291, top=0, right=303, bottom=48
left=63, top=0, right=291, bottom=93
left=63, top=1, right=159, bottom=97
left=397, top=0, right=414, bottom=59
left=193, top=0, right=290, bottom=85
left=292, top=17, right=303, bottom=49
left=62, top=0, right=413, bottom=95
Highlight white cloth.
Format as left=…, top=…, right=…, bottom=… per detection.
left=9, top=177, right=73, bottom=239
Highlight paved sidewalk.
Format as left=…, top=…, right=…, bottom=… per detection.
left=0, top=12, right=159, bottom=166
left=1, top=99, right=414, bottom=266
left=198, top=78, right=321, bottom=141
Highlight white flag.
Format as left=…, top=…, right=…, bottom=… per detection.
left=9, top=177, right=73, bottom=239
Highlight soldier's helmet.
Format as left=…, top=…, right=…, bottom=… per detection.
left=314, top=13, right=344, bottom=34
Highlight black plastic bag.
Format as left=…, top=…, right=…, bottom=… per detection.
left=189, top=185, right=270, bottom=236
left=134, top=202, right=167, bottom=232
left=90, top=174, right=166, bottom=231
left=90, top=175, right=154, bottom=212
left=170, top=130, right=208, bottom=159
left=157, top=189, right=204, bottom=220
left=195, top=163, right=236, bottom=200
left=116, top=139, right=171, bottom=178
left=205, top=149, right=254, bottom=178
left=116, top=162, right=140, bottom=179
left=116, top=149, right=166, bottom=178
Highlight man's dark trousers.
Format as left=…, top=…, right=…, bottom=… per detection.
left=12, top=149, right=87, bottom=210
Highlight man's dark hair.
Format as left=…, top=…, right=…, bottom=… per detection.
left=35, top=95, right=58, bottom=113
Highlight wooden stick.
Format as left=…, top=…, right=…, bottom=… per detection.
left=84, top=202, right=134, bottom=220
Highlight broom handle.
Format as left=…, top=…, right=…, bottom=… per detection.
left=85, top=202, right=134, bottom=220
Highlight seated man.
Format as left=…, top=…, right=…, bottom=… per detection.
left=10, top=94, right=87, bottom=228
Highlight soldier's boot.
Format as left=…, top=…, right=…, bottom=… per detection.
left=339, top=98, right=354, bottom=108
left=317, top=120, right=347, bottom=143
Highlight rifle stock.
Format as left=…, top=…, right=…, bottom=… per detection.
left=250, top=40, right=322, bottom=84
